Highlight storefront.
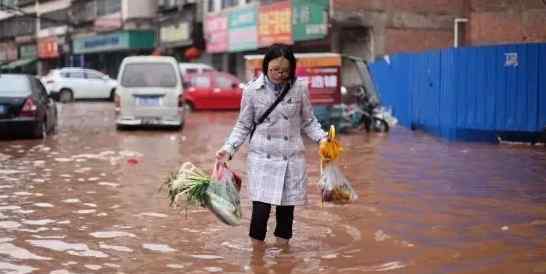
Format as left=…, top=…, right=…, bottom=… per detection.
left=203, top=0, right=330, bottom=79
left=72, top=30, right=156, bottom=78
left=0, top=42, right=19, bottom=72
left=159, top=20, right=193, bottom=61
left=6, top=44, right=39, bottom=74
left=37, top=36, right=62, bottom=75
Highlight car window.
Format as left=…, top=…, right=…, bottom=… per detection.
left=191, top=76, right=211, bottom=88
left=0, top=75, right=31, bottom=95
left=86, top=71, right=103, bottom=79
left=186, top=68, right=198, bottom=74
left=34, top=78, right=49, bottom=98
left=121, top=63, right=178, bottom=88
left=30, top=78, right=48, bottom=99
left=215, top=76, right=233, bottom=89
left=64, top=70, right=84, bottom=79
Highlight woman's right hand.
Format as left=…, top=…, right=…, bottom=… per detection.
left=215, top=149, right=229, bottom=163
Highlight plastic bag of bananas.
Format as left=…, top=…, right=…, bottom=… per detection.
left=318, top=125, right=358, bottom=205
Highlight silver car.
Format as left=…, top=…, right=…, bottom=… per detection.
left=115, top=56, right=185, bottom=129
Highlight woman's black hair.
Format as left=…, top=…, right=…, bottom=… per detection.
left=262, top=43, right=297, bottom=84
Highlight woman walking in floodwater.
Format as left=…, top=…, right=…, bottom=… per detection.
left=216, top=43, right=328, bottom=247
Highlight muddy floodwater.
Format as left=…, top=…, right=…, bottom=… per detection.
left=1, top=102, right=545, bottom=274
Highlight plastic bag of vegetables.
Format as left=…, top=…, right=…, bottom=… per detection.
left=318, top=125, right=358, bottom=204
left=164, top=161, right=242, bottom=226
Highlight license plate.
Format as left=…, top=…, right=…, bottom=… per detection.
left=141, top=118, right=159, bottom=125
left=136, top=96, right=160, bottom=107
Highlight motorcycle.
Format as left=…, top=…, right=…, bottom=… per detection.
left=329, top=56, right=390, bottom=133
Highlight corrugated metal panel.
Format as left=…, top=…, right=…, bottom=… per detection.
left=440, top=48, right=456, bottom=138
left=537, top=45, right=544, bottom=133
left=367, top=42, right=545, bottom=142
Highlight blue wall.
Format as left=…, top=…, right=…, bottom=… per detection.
left=369, top=42, right=546, bottom=142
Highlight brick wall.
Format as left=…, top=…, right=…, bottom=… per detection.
left=385, top=29, right=453, bottom=54
left=332, top=0, right=465, bottom=55
left=333, top=0, right=464, bottom=14
left=468, top=0, right=546, bottom=45
left=333, top=0, right=546, bottom=55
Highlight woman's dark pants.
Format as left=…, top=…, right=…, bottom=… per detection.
left=249, top=201, right=294, bottom=241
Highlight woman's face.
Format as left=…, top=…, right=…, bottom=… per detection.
left=266, top=57, right=290, bottom=84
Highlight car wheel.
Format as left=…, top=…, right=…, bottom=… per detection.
left=32, top=119, right=47, bottom=139
left=59, top=89, right=73, bottom=103
left=109, top=89, right=116, bottom=101
left=185, top=102, right=194, bottom=113
left=371, top=118, right=389, bottom=132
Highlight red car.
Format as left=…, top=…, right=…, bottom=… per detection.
left=183, top=71, right=243, bottom=111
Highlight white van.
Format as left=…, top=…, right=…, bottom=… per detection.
left=115, top=56, right=185, bottom=129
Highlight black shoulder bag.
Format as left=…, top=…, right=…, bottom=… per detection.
left=248, top=82, right=292, bottom=143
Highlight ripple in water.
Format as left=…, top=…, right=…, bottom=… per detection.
left=27, top=240, right=109, bottom=258
left=90, top=231, right=137, bottom=238
left=0, top=262, right=37, bottom=274
left=142, top=243, right=176, bottom=253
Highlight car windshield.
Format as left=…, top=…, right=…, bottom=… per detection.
left=0, top=75, right=31, bottom=95
left=121, top=63, right=177, bottom=88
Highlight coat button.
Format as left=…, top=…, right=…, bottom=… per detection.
left=267, top=135, right=271, bottom=140
left=267, top=154, right=271, bottom=159
left=283, top=115, right=288, bottom=120
left=284, top=136, right=288, bottom=141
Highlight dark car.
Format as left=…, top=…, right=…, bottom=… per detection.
left=0, top=74, right=58, bottom=139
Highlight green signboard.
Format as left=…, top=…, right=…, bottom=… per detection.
left=229, top=6, right=258, bottom=51
left=292, top=0, right=329, bottom=41
left=73, top=31, right=155, bottom=54
left=19, top=44, right=37, bottom=59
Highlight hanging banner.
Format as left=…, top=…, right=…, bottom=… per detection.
left=229, top=5, right=258, bottom=51
left=292, top=0, right=328, bottom=41
left=258, top=1, right=292, bottom=47
left=204, top=14, right=229, bottom=53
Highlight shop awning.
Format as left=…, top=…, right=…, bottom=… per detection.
left=3, top=58, right=38, bottom=70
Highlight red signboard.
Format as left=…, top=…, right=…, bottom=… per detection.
left=258, top=1, right=292, bottom=47
left=38, top=37, right=59, bottom=59
left=250, top=66, right=340, bottom=105
left=204, top=14, right=229, bottom=53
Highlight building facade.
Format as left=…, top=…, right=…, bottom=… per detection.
left=0, top=0, right=544, bottom=78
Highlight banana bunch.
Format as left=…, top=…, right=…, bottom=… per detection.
left=319, top=125, right=342, bottom=161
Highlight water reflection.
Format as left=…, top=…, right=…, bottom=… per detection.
left=0, top=103, right=545, bottom=273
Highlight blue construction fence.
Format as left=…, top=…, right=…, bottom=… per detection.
left=368, top=42, right=546, bottom=142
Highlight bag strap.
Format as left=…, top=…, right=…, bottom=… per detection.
left=248, top=82, right=291, bottom=142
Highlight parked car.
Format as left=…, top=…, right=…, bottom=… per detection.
left=0, top=74, right=57, bottom=139
left=179, top=62, right=215, bottom=77
left=183, top=71, right=243, bottom=111
left=115, top=56, right=185, bottom=129
left=41, top=67, right=118, bottom=103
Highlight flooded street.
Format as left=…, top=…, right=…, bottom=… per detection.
left=1, top=102, right=545, bottom=274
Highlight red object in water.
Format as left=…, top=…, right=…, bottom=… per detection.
left=184, top=47, right=202, bottom=60
left=127, top=158, right=139, bottom=165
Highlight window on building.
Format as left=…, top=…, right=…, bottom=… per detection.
left=0, top=0, right=17, bottom=9
left=221, top=0, right=238, bottom=9
left=41, top=9, right=69, bottom=29
left=97, top=0, right=121, bottom=17
left=207, top=0, right=215, bottom=12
